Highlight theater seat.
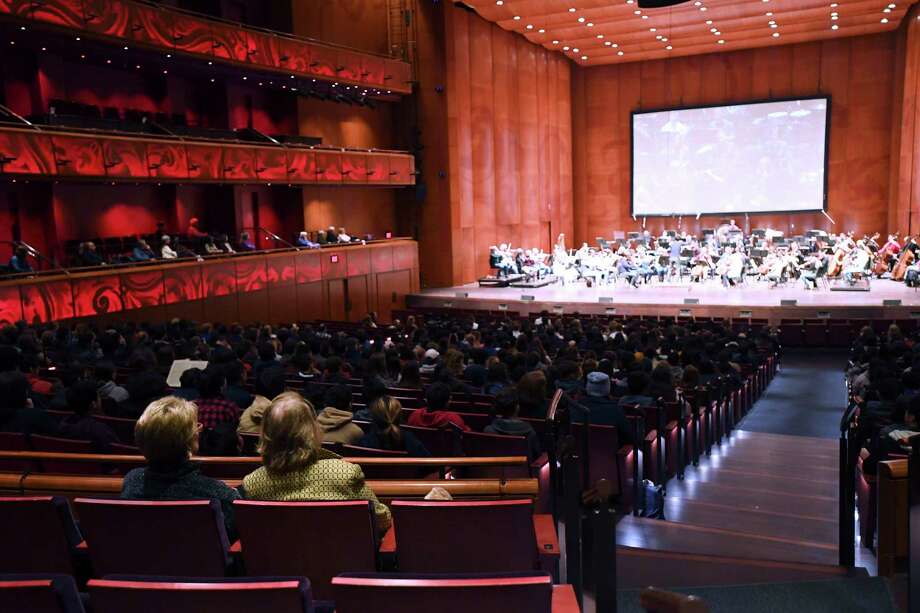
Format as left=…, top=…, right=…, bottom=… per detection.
left=332, top=572, right=579, bottom=613
left=73, top=499, right=231, bottom=577
left=391, top=499, right=553, bottom=573
left=0, top=431, right=33, bottom=471
left=30, top=436, right=97, bottom=474
left=461, top=431, right=532, bottom=478
left=88, top=577, right=312, bottom=613
left=0, top=497, right=82, bottom=575
left=0, top=574, right=85, bottom=613
left=234, top=500, right=378, bottom=601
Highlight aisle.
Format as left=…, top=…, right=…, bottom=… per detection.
left=736, top=350, right=849, bottom=439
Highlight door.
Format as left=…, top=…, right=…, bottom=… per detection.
left=344, top=275, right=368, bottom=323
left=375, top=269, right=412, bottom=324
left=327, top=278, right=346, bottom=321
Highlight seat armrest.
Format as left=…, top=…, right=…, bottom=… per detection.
left=530, top=452, right=549, bottom=470
left=534, top=514, right=559, bottom=557
left=379, top=525, right=396, bottom=554
left=551, top=585, right=581, bottom=613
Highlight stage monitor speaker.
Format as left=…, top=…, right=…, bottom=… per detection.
left=684, top=298, right=699, bottom=305
left=884, top=299, right=902, bottom=307
left=781, top=299, right=797, bottom=306
left=639, top=0, right=691, bottom=6
left=521, top=295, right=535, bottom=302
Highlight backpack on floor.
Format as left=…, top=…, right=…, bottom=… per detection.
left=640, top=479, right=665, bottom=519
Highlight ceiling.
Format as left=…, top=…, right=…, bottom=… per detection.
left=458, top=0, right=918, bottom=65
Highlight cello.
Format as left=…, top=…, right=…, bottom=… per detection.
left=893, top=237, right=916, bottom=281
left=873, top=233, right=899, bottom=277
left=827, top=240, right=850, bottom=278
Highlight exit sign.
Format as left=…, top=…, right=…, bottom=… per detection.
left=330, top=254, right=339, bottom=263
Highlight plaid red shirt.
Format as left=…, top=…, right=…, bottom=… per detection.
left=195, top=397, right=240, bottom=430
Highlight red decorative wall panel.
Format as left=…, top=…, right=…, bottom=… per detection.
left=164, top=265, right=202, bottom=304
left=389, top=156, right=413, bottom=185
left=0, top=285, right=22, bottom=327
left=30, top=0, right=84, bottom=28
left=255, top=148, right=288, bottom=181
left=266, top=254, right=295, bottom=286
left=210, top=22, right=249, bottom=63
left=0, top=1, right=33, bottom=18
left=50, top=135, right=105, bottom=177
left=146, top=141, right=189, bottom=179
left=278, top=37, right=311, bottom=74
left=315, top=151, right=343, bottom=183
left=341, top=153, right=367, bottom=184
left=309, top=46, right=337, bottom=79
left=246, top=30, right=279, bottom=66
left=21, top=280, right=74, bottom=323
left=202, top=261, right=237, bottom=297
left=287, top=150, right=317, bottom=182
left=126, top=3, right=173, bottom=48
left=186, top=144, right=221, bottom=180
left=171, top=12, right=214, bottom=55
left=295, top=251, right=322, bottom=283
left=0, top=131, right=56, bottom=175
left=222, top=147, right=256, bottom=181
left=362, top=57, right=386, bottom=87
left=121, top=270, right=165, bottom=310
left=366, top=155, right=389, bottom=184
left=72, top=275, right=123, bottom=318
left=82, top=0, right=131, bottom=38
left=235, top=259, right=266, bottom=292
left=337, top=50, right=364, bottom=83
left=103, top=139, right=148, bottom=178
left=321, top=250, right=348, bottom=278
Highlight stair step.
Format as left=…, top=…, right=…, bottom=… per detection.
left=617, top=515, right=838, bottom=566
left=663, top=497, right=838, bottom=545
left=666, top=479, right=837, bottom=518
left=679, top=466, right=839, bottom=499
left=615, top=546, right=860, bottom=589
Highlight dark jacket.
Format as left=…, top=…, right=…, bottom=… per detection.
left=121, top=461, right=241, bottom=541
left=57, top=415, right=119, bottom=453
left=485, top=418, right=541, bottom=460
left=224, top=385, right=253, bottom=411
left=358, top=428, right=431, bottom=457
left=0, top=406, right=59, bottom=437
left=573, top=395, right=635, bottom=445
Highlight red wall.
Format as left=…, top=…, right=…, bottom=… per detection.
left=52, top=184, right=175, bottom=241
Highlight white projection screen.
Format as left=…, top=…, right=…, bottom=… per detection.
left=631, top=97, right=830, bottom=217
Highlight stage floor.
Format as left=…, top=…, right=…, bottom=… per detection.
left=408, top=278, right=920, bottom=322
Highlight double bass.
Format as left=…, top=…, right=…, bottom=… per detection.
left=893, top=236, right=916, bottom=281
left=873, top=233, right=899, bottom=277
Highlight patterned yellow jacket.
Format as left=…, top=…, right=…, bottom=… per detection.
left=241, top=457, right=392, bottom=532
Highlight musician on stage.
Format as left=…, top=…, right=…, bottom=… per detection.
left=718, top=246, right=745, bottom=287
left=801, top=251, right=828, bottom=290
left=843, top=241, right=872, bottom=285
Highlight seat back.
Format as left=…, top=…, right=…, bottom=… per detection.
left=461, top=431, right=531, bottom=478
left=234, top=500, right=377, bottom=600
left=0, top=575, right=85, bottom=613
left=0, top=431, right=33, bottom=471
left=570, top=423, right=622, bottom=495
left=88, top=577, right=311, bottom=613
left=402, top=424, right=461, bottom=457
left=94, top=415, right=137, bottom=445
left=74, top=498, right=230, bottom=577
left=30, top=436, right=97, bottom=474
left=392, top=499, right=537, bottom=572
left=332, top=573, right=553, bottom=613
left=0, top=497, right=81, bottom=574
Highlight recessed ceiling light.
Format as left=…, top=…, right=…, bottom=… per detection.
left=706, top=20, right=713, bottom=24
left=526, top=24, right=533, bottom=29
left=552, top=40, right=560, bottom=44
left=573, top=48, right=580, bottom=52
left=831, top=24, right=839, bottom=30
left=513, top=15, right=520, bottom=20
left=617, top=50, right=624, bottom=56
left=538, top=28, right=545, bottom=33
left=581, top=55, right=588, bottom=60
left=495, top=0, right=502, bottom=4
left=587, top=22, right=594, bottom=27
left=597, top=34, right=604, bottom=39
left=772, top=32, right=780, bottom=37
left=563, top=46, right=570, bottom=50
left=718, top=39, right=725, bottom=44
left=578, top=16, right=585, bottom=22
left=650, top=27, right=656, bottom=32
left=605, top=41, right=612, bottom=46
left=666, top=45, right=673, bottom=50
left=881, top=17, right=889, bottom=23
left=569, top=7, right=576, bottom=12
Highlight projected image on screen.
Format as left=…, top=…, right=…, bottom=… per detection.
left=632, top=98, right=829, bottom=217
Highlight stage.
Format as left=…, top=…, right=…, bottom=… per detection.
left=408, top=278, right=920, bottom=323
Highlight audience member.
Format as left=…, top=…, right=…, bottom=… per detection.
left=359, top=396, right=429, bottom=456
left=407, top=382, right=470, bottom=431
left=240, top=392, right=391, bottom=531
left=317, top=384, right=363, bottom=444
left=122, top=396, right=240, bottom=539
left=57, top=379, right=118, bottom=452
left=194, top=365, right=240, bottom=430
left=485, top=388, right=540, bottom=460
left=0, top=370, right=58, bottom=436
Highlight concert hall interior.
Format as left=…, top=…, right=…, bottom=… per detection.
left=2, top=1, right=920, bottom=612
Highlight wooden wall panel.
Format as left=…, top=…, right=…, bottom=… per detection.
left=889, top=6, right=920, bottom=235
left=571, top=33, right=899, bottom=243
left=443, top=4, right=574, bottom=283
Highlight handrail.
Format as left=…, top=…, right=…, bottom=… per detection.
left=838, top=400, right=860, bottom=567
left=0, top=450, right=529, bottom=468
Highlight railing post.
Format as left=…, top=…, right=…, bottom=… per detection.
left=590, top=494, right=618, bottom=613
left=838, top=408, right=856, bottom=567
left=909, top=438, right=920, bottom=612
left=562, top=451, right=583, bottom=607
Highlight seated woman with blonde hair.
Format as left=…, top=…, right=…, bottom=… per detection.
left=121, top=396, right=240, bottom=539
left=241, top=391, right=391, bottom=531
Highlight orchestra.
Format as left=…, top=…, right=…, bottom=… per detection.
left=487, top=224, right=920, bottom=290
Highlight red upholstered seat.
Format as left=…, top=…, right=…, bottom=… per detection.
left=391, top=499, right=544, bottom=573
left=0, top=575, right=85, bottom=613
left=402, top=424, right=461, bottom=456
left=332, top=573, right=579, bottom=613
left=461, top=431, right=532, bottom=478
left=0, top=432, right=33, bottom=471
left=0, top=497, right=82, bottom=574
left=234, top=500, right=378, bottom=601
left=88, top=577, right=312, bottom=613
left=73, top=499, right=231, bottom=577
left=30, top=435, right=97, bottom=474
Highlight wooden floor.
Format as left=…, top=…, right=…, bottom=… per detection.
left=617, top=430, right=842, bottom=569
